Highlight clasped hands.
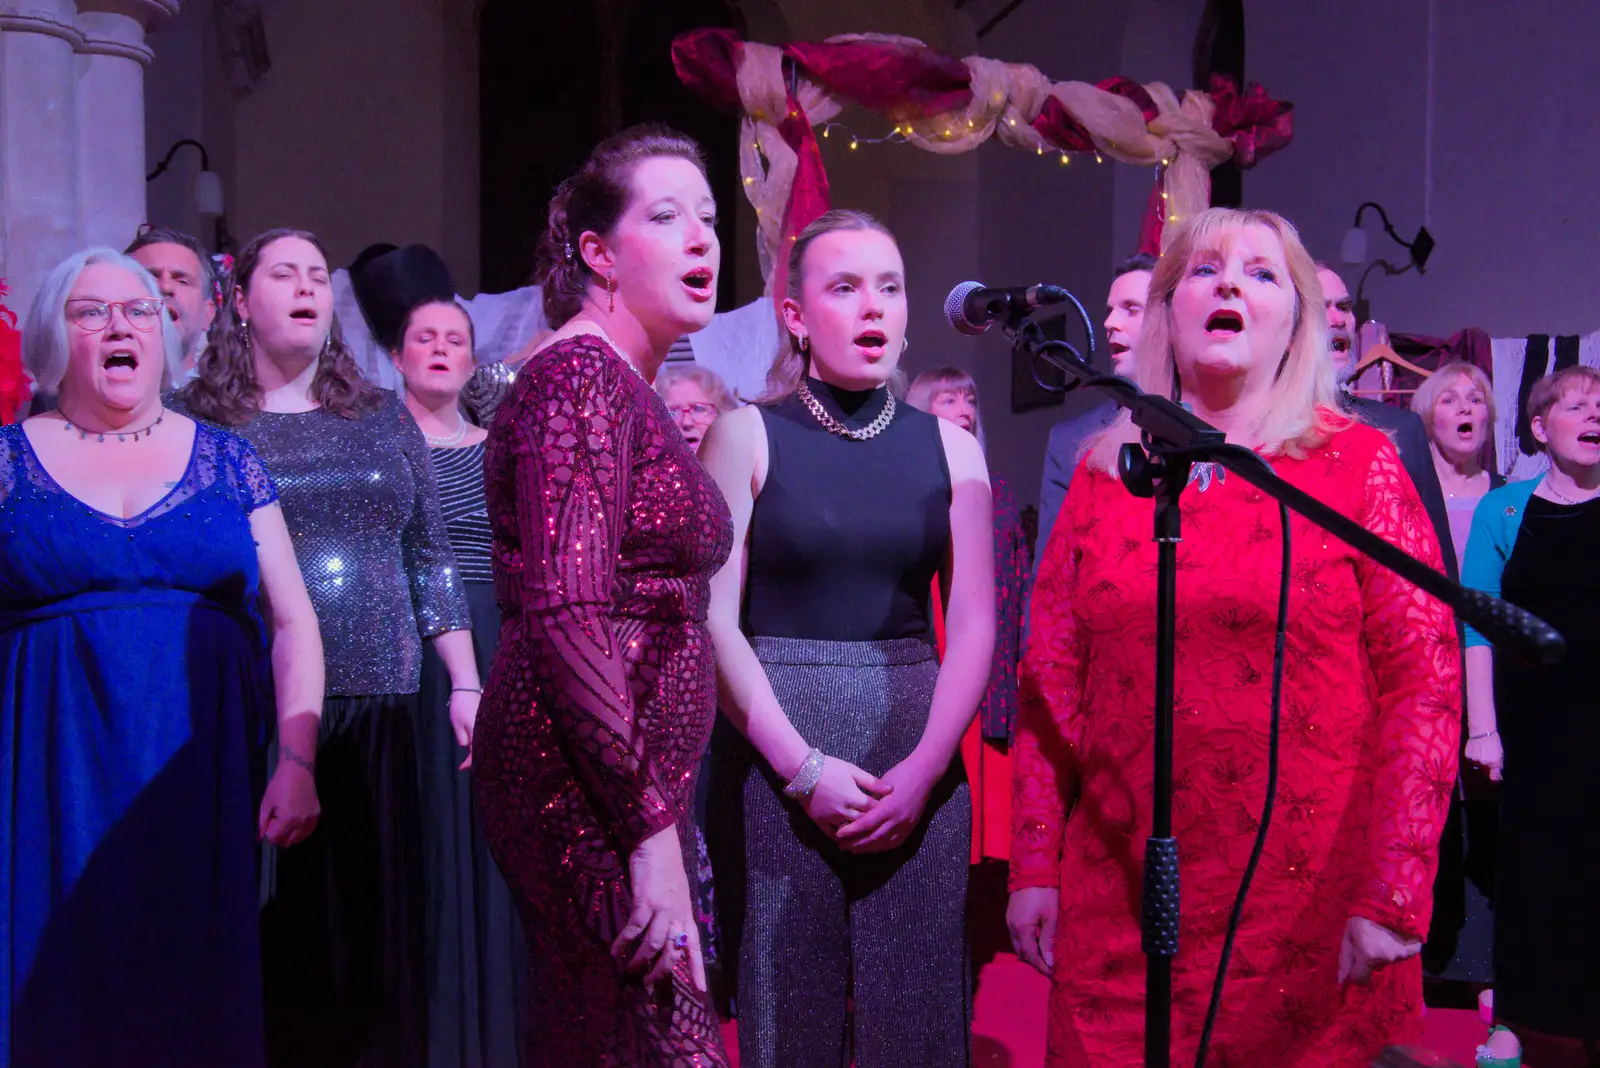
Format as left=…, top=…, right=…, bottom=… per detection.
left=799, top=753, right=937, bottom=853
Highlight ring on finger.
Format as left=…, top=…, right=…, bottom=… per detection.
left=673, top=931, right=690, bottom=951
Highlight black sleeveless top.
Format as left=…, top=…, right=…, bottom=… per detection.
left=742, top=381, right=952, bottom=642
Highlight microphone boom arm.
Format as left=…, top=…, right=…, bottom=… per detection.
left=1009, top=316, right=1563, bottom=664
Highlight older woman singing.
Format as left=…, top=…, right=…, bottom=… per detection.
left=1460, top=365, right=1600, bottom=1065
left=1010, top=208, right=1460, bottom=1066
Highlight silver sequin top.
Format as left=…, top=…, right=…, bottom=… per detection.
left=226, top=390, right=470, bottom=696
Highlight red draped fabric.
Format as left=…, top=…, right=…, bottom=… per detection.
left=772, top=89, right=832, bottom=308
left=0, top=282, right=26, bottom=425
left=1208, top=73, right=1295, bottom=167
left=671, top=29, right=1294, bottom=269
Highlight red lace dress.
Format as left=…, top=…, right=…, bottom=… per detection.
left=1013, top=422, right=1460, bottom=1067
left=473, top=336, right=734, bottom=1067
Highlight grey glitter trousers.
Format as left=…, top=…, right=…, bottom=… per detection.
left=707, top=636, right=973, bottom=1068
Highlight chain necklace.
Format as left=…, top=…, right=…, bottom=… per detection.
left=796, top=379, right=896, bottom=441
left=1543, top=476, right=1600, bottom=506
left=60, top=408, right=165, bottom=442
left=423, top=415, right=469, bottom=448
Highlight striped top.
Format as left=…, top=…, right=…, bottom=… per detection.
left=429, top=441, right=492, bottom=585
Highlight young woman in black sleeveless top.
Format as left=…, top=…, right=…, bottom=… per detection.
left=699, top=210, right=995, bottom=1068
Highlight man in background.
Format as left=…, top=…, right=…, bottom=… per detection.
left=1033, top=252, right=1155, bottom=571
left=127, top=227, right=218, bottom=384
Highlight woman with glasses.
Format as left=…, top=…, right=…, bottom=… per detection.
left=657, top=364, right=736, bottom=456
left=2, top=248, right=323, bottom=1066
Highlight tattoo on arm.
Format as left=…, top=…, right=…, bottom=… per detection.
left=280, top=744, right=316, bottom=774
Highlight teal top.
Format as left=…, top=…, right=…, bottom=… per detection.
left=1460, top=474, right=1544, bottom=647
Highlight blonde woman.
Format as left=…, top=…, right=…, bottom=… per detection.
left=1010, top=208, right=1460, bottom=1065
left=700, top=211, right=994, bottom=1067
left=1413, top=360, right=1502, bottom=565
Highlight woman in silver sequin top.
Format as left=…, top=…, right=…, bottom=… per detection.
left=178, top=228, right=473, bottom=1068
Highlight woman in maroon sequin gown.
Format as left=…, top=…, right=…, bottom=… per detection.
left=472, top=127, right=733, bottom=1066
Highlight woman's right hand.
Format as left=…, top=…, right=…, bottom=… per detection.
left=1465, top=730, right=1504, bottom=781
left=800, top=756, right=893, bottom=837
left=1007, top=886, right=1060, bottom=977
left=612, top=825, right=707, bottom=992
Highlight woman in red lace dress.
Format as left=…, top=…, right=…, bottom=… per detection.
left=472, top=126, right=733, bottom=1066
left=1009, top=208, right=1461, bottom=1067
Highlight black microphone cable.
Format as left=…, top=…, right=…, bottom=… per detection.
left=1193, top=447, right=1291, bottom=1068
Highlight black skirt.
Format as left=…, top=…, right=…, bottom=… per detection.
left=260, top=693, right=427, bottom=1068
left=418, top=581, right=528, bottom=1068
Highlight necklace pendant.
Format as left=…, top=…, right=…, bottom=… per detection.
left=1188, top=462, right=1224, bottom=492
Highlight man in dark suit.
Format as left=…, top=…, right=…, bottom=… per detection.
left=1316, top=265, right=1457, bottom=579
left=1033, top=253, right=1155, bottom=572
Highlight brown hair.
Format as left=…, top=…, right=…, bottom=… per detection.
left=179, top=228, right=377, bottom=426
left=907, top=366, right=984, bottom=449
left=1528, top=365, right=1600, bottom=453
left=394, top=298, right=476, bottom=354
left=758, top=209, right=898, bottom=403
left=533, top=124, right=708, bottom=329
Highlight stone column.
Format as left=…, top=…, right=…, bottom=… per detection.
left=0, top=1, right=84, bottom=316
left=76, top=0, right=178, bottom=251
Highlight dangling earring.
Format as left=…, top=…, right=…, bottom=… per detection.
left=798, top=335, right=810, bottom=354
left=902, top=337, right=909, bottom=354
left=606, top=273, right=615, bottom=314
left=321, top=332, right=333, bottom=359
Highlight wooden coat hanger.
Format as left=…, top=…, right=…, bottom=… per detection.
left=1353, top=341, right=1432, bottom=379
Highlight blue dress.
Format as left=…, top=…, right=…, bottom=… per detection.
left=0, top=420, right=278, bottom=1067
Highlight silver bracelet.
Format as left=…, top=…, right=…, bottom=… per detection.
left=1468, top=729, right=1498, bottom=740
left=783, top=748, right=827, bottom=800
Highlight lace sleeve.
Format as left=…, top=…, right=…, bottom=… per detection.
left=220, top=430, right=280, bottom=511
left=393, top=398, right=471, bottom=639
left=1348, top=435, right=1462, bottom=940
left=507, top=343, right=674, bottom=854
left=1011, top=464, right=1091, bottom=891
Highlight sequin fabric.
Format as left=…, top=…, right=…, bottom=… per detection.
left=706, top=637, right=972, bottom=1068
left=179, top=390, right=470, bottom=696
left=462, top=360, right=516, bottom=428
left=1014, top=422, right=1461, bottom=1067
left=473, top=335, right=734, bottom=1067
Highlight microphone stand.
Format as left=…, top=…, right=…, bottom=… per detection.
left=1002, top=306, right=1564, bottom=1068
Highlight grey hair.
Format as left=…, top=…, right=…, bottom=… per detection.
left=654, top=363, right=737, bottom=413
left=24, top=247, right=183, bottom=397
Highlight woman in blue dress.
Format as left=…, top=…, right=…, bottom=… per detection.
left=1, top=248, right=323, bottom=1067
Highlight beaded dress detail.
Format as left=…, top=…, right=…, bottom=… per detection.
left=473, top=335, right=734, bottom=1066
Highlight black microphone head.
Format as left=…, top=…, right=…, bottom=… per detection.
left=944, top=280, right=988, bottom=336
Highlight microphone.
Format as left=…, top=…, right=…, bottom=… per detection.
left=944, top=280, right=1070, bottom=336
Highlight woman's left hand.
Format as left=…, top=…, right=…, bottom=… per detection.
left=836, top=756, right=939, bottom=853
left=259, top=762, right=320, bottom=848
left=1337, top=915, right=1422, bottom=984
left=450, top=689, right=480, bottom=769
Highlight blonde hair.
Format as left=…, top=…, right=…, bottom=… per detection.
left=1412, top=360, right=1496, bottom=442
left=907, top=366, right=985, bottom=450
left=655, top=363, right=736, bottom=413
left=757, top=209, right=897, bottom=404
left=1087, top=208, right=1347, bottom=473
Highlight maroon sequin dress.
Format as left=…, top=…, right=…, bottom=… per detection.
left=473, top=335, right=734, bottom=1066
